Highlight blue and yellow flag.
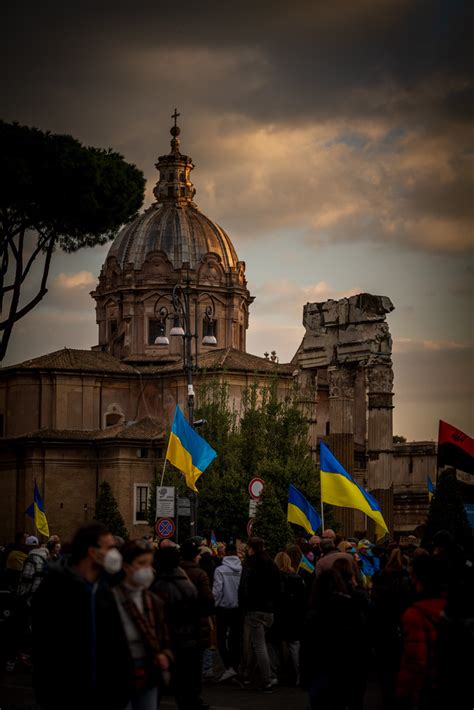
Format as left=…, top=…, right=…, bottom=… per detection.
left=33, top=482, right=49, bottom=538
left=320, top=441, right=388, bottom=540
left=427, top=476, right=436, bottom=501
left=166, top=406, right=217, bottom=492
left=287, top=483, right=321, bottom=535
left=298, top=554, right=315, bottom=574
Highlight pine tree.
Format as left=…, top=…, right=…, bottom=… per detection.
left=423, top=468, right=472, bottom=549
left=94, top=481, right=129, bottom=539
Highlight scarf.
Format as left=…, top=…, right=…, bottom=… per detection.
left=118, top=585, right=161, bottom=663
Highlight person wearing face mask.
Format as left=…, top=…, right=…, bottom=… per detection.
left=112, top=540, right=173, bottom=710
left=31, top=522, right=131, bottom=710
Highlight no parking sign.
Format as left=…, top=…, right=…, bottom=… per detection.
left=155, top=517, right=176, bottom=538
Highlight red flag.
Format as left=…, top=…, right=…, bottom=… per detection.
left=438, top=420, right=474, bottom=475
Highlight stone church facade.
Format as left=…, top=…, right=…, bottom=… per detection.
left=0, top=118, right=434, bottom=543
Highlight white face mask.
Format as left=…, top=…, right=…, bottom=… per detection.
left=132, top=566, right=155, bottom=588
left=103, top=548, right=123, bottom=575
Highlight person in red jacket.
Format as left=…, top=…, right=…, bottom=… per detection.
left=397, top=555, right=446, bottom=710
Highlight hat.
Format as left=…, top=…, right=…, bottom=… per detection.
left=26, top=535, right=39, bottom=546
left=357, top=539, right=373, bottom=550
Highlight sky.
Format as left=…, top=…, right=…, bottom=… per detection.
left=1, top=0, right=473, bottom=440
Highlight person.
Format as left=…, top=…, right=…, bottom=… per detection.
left=152, top=543, right=203, bottom=710
left=322, top=529, right=336, bottom=541
left=315, top=538, right=358, bottom=577
left=4, top=532, right=29, bottom=591
left=269, top=551, right=306, bottom=685
left=198, top=545, right=218, bottom=584
left=17, top=541, right=50, bottom=606
left=357, top=539, right=380, bottom=584
left=371, top=547, right=411, bottom=710
left=238, top=537, right=280, bottom=692
left=397, top=554, right=447, bottom=710
left=300, top=568, right=365, bottom=710
left=212, top=542, right=242, bottom=681
left=180, top=540, right=215, bottom=693
left=112, top=540, right=172, bottom=710
left=31, top=522, right=131, bottom=710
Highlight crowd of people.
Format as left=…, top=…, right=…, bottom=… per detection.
left=0, top=524, right=472, bottom=710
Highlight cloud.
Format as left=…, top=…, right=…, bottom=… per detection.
left=55, top=271, right=96, bottom=289
left=393, top=338, right=470, bottom=353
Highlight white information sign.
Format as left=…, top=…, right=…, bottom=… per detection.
left=177, top=497, right=191, bottom=517
left=249, top=499, right=259, bottom=517
left=156, top=486, right=175, bottom=518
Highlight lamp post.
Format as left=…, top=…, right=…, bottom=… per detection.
left=154, top=278, right=217, bottom=533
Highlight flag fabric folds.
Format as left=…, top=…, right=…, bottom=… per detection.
left=320, top=441, right=388, bottom=540
left=166, top=406, right=217, bottom=492
left=33, top=482, right=50, bottom=537
left=427, top=476, right=436, bottom=501
left=438, top=420, right=474, bottom=475
left=298, top=554, right=315, bottom=574
left=287, top=483, right=321, bottom=535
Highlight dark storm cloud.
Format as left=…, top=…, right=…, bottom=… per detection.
left=1, top=0, right=472, bottom=253
left=2, top=0, right=471, bottom=126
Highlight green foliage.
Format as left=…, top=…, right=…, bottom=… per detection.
left=393, top=435, right=407, bottom=444
left=0, top=120, right=145, bottom=246
left=94, top=481, right=129, bottom=540
left=193, top=377, right=321, bottom=544
left=253, top=483, right=292, bottom=557
left=423, top=469, right=472, bottom=549
left=0, top=120, right=145, bottom=359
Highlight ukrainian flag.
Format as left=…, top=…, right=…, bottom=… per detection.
left=320, top=441, right=388, bottom=540
left=287, top=483, right=321, bottom=535
left=33, top=482, right=50, bottom=538
left=166, top=406, right=217, bottom=492
left=298, top=554, right=315, bottom=574
left=427, top=476, right=436, bottom=501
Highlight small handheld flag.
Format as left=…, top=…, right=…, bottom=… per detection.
left=287, top=483, right=321, bottom=535
left=427, top=476, right=436, bottom=501
left=33, top=482, right=50, bottom=538
left=320, top=441, right=388, bottom=540
left=166, top=406, right=217, bottom=492
left=298, top=554, right=315, bottom=574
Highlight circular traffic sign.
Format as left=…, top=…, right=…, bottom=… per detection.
left=247, top=518, right=254, bottom=537
left=155, top=517, right=176, bottom=538
left=248, top=477, right=264, bottom=500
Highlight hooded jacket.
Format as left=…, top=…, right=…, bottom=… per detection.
left=212, top=556, right=242, bottom=609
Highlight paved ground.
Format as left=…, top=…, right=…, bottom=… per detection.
left=1, top=668, right=384, bottom=710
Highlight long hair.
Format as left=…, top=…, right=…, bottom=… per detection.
left=286, top=544, right=302, bottom=571
left=274, top=551, right=294, bottom=573
left=385, top=547, right=406, bottom=573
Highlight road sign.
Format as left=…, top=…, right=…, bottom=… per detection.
left=155, top=517, right=176, bottom=538
left=156, top=486, right=175, bottom=518
left=177, top=497, right=191, bottom=517
left=248, top=477, right=264, bottom=500
left=249, top=499, right=259, bottom=517
left=247, top=518, right=254, bottom=537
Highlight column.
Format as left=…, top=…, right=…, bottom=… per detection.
left=327, top=365, right=356, bottom=537
left=367, top=362, right=394, bottom=538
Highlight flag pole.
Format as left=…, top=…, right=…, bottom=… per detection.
left=320, top=500, right=325, bottom=531
left=159, top=458, right=168, bottom=487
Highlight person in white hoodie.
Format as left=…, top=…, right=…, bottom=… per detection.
left=212, top=543, right=242, bottom=681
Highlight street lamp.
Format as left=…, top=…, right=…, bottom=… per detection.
left=154, top=279, right=217, bottom=533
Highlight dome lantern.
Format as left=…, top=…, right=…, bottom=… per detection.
left=152, top=108, right=196, bottom=206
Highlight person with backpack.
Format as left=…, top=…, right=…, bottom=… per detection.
left=151, top=543, right=204, bottom=710
left=396, top=554, right=446, bottom=710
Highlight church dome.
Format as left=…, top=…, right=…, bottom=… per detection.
left=108, top=202, right=239, bottom=271
left=106, top=111, right=239, bottom=272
